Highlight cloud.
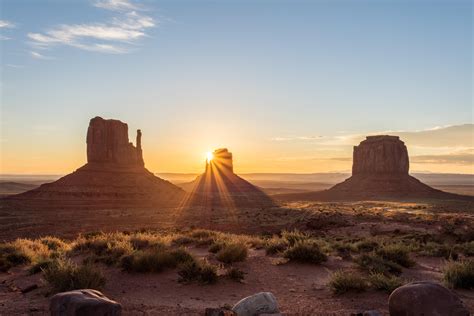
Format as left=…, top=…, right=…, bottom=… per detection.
left=28, top=2, right=155, bottom=55
left=0, top=20, right=15, bottom=28
left=0, top=19, right=15, bottom=40
left=6, top=64, right=25, bottom=69
left=30, top=51, right=54, bottom=60
left=412, top=150, right=474, bottom=165
left=93, top=0, right=140, bottom=12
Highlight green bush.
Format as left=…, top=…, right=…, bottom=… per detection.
left=265, top=237, right=288, bottom=255
left=376, top=244, right=414, bottom=268
left=281, top=230, right=309, bottom=246
left=120, top=247, right=194, bottom=273
left=178, top=259, right=218, bottom=284
left=420, top=242, right=458, bottom=260
left=329, top=271, right=368, bottom=294
left=216, top=243, right=248, bottom=264
left=284, top=241, right=327, bottom=264
left=43, top=259, right=105, bottom=293
left=355, top=240, right=379, bottom=252
left=443, top=260, right=474, bottom=289
left=369, top=273, right=404, bottom=293
left=226, top=267, right=245, bottom=282
left=355, top=253, right=403, bottom=275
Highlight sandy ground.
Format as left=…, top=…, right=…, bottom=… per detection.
left=0, top=199, right=473, bottom=315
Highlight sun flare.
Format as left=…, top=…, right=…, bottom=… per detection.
left=206, top=151, right=214, bottom=162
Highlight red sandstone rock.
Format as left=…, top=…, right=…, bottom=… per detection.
left=275, top=135, right=472, bottom=201
left=353, top=136, right=409, bottom=175
left=190, top=148, right=274, bottom=207
left=87, top=117, right=144, bottom=167
left=7, top=117, right=185, bottom=207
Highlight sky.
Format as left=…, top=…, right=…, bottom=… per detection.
left=0, top=0, right=473, bottom=174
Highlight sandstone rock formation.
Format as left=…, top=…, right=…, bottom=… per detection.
left=388, top=281, right=469, bottom=316
left=50, top=289, right=122, bottom=316
left=87, top=116, right=144, bottom=167
left=352, top=136, right=408, bottom=175
left=7, top=117, right=185, bottom=207
left=276, top=135, right=472, bottom=201
left=188, top=148, right=274, bottom=207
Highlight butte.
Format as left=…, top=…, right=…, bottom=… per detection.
left=5, top=117, right=185, bottom=207
left=186, top=148, right=274, bottom=207
left=277, top=135, right=473, bottom=201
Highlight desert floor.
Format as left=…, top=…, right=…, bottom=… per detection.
left=0, top=199, right=473, bottom=315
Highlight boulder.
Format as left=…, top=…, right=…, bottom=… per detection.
left=232, top=292, right=279, bottom=316
left=388, top=281, right=469, bottom=316
left=50, top=289, right=122, bottom=316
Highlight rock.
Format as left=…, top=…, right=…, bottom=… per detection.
left=352, top=135, right=409, bottom=175
left=205, top=307, right=237, bottom=316
left=275, top=135, right=473, bottom=202
left=363, top=311, right=382, bottom=316
left=87, top=116, right=144, bottom=167
left=189, top=148, right=274, bottom=207
left=7, top=117, right=186, bottom=207
left=232, top=292, right=279, bottom=316
left=50, top=289, right=122, bottom=316
left=388, top=281, right=469, bottom=316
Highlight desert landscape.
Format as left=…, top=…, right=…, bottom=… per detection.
left=0, top=117, right=473, bottom=315
left=1, top=1, right=473, bottom=315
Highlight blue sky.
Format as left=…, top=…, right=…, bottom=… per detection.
left=0, top=0, right=472, bottom=173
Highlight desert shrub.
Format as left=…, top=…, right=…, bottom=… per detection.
left=172, top=235, right=195, bottom=246
left=284, top=241, right=327, bottom=264
left=376, top=244, right=414, bottom=268
left=39, top=236, right=69, bottom=252
left=209, top=241, right=226, bottom=254
left=282, top=230, right=310, bottom=246
left=355, top=240, right=380, bottom=252
left=265, top=237, right=288, bottom=255
left=329, top=271, right=368, bottom=294
left=43, top=259, right=105, bottom=293
left=457, top=241, right=474, bottom=257
left=443, top=260, right=474, bottom=289
left=216, top=243, right=248, bottom=264
left=0, top=239, right=52, bottom=272
left=178, top=259, right=218, bottom=284
left=420, top=242, right=458, bottom=260
left=95, top=239, right=133, bottom=266
left=121, top=247, right=194, bottom=273
left=355, top=253, right=403, bottom=275
left=369, top=273, right=404, bottom=293
left=75, top=238, right=108, bottom=254
left=225, top=267, right=245, bottom=282
left=28, top=258, right=55, bottom=274
left=189, top=229, right=217, bottom=239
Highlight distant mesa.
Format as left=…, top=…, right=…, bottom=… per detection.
left=276, top=135, right=473, bottom=201
left=6, top=117, right=185, bottom=207
left=187, top=148, right=274, bottom=207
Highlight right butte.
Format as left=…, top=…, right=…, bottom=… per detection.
left=276, top=135, right=473, bottom=201
left=352, top=136, right=409, bottom=175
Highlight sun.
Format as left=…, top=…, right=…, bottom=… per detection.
left=206, top=151, right=214, bottom=163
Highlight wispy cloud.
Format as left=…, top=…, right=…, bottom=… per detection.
left=93, top=0, right=140, bottom=12
left=0, top=19, right=15, bottom=40
left=30, top=51, right=54, bottom=60
left=27, top=0, right=155, bottom=55
left=6, top=64, right=25, bottom=69
left=0, top=20, right=15, bottom=28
